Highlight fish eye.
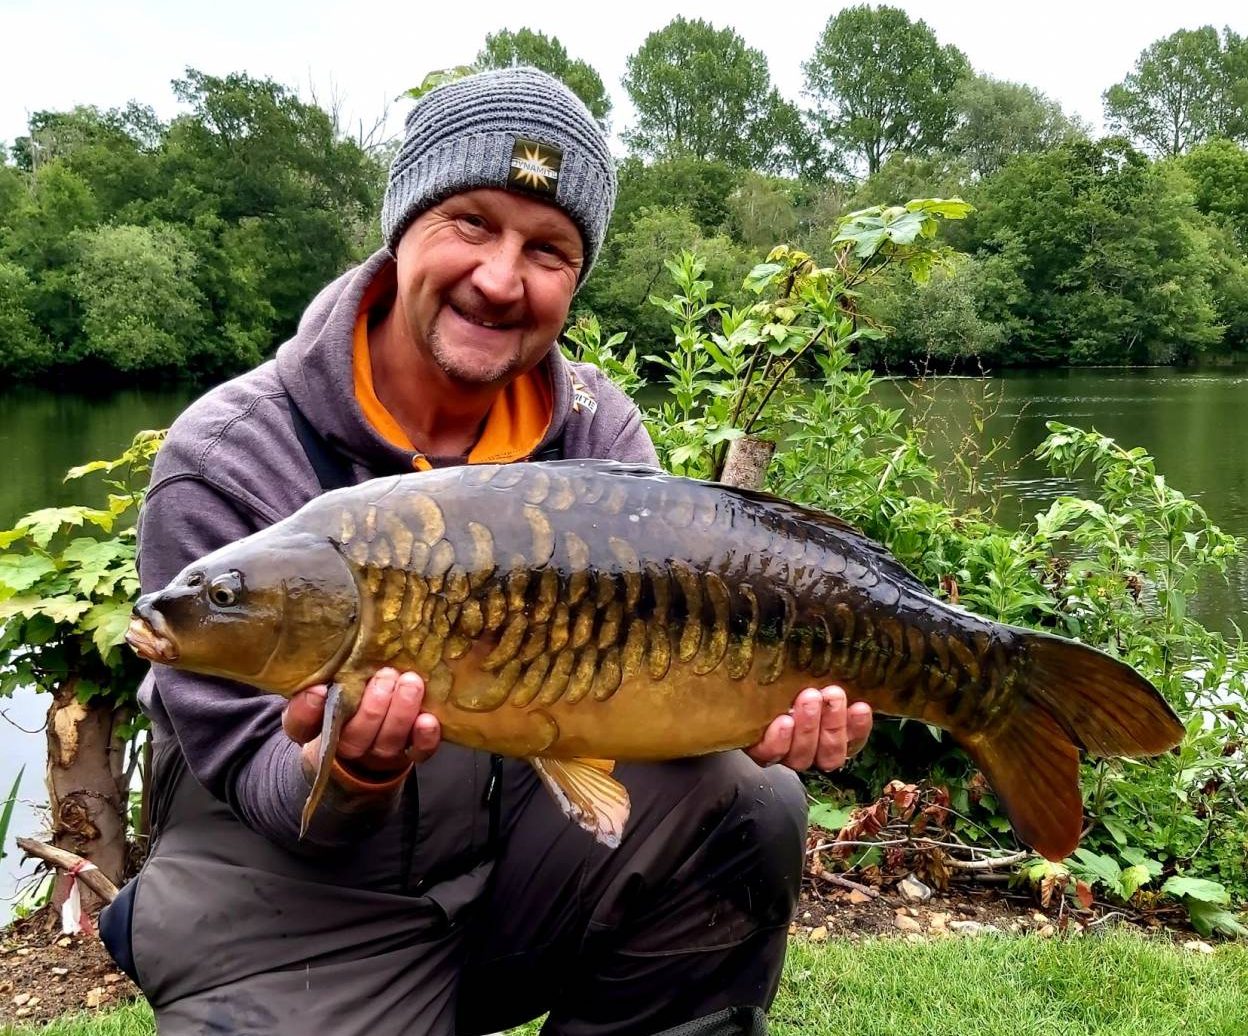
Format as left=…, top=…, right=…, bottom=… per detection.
left=208, top=572, right=243, bottom=608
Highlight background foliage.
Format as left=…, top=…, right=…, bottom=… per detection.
left=3, top=9, right=1248, bottom=381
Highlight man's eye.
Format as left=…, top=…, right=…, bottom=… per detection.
left=530, top=242, right=568, bottom=266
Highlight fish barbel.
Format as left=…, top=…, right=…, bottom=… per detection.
left=126, top=460, right=1184, bottom=859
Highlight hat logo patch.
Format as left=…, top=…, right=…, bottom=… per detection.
left=509, top=138, right=562, bottom=197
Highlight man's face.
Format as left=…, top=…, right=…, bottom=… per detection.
left=392, top=188, right=584, bottom=389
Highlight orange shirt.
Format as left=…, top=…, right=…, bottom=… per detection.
left=352, top=280, right=553, bottom=470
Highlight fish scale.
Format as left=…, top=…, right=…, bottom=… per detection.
left=129, top=459, right=1185, bottom=859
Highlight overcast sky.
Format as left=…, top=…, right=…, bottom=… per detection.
left=2, top=0, right=1245, bottom=156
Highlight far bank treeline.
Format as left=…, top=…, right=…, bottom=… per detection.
left=3, top=10, right=1248, bottom=384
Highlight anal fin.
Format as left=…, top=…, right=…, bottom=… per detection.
left=300, top=683, right=348, bottom=840
left=530, top=757, right=630, bottom=849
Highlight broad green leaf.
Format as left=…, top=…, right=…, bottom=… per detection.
left=0, top=554, right=58, bottom=595
left=83, top=599, right=138, bottom=657
left=1163, top=875, right=1230, bottom=903
left=704, top=426, right=745, bottom=446
left=1071, top=848, right=1121, bottom=889
left=904, top=198, right=973, bottom=219
left=1187, top=899, right=1248, bottom=938
left=743, top=263, right=783, bottom=295
left=37, top=596, right=93, bottom=625
left=809, top=802, right=853, bottom=832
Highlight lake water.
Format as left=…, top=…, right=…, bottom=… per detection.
left=1, top=369, right=1245, bottom=917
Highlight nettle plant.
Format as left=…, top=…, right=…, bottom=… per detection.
left=0, top=431, right=163, bottom=894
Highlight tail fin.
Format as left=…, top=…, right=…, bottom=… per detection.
left=962, top=634, right=1183, bottom=862
left=963, top=706, right=1082, bottom=861
left=1022, top=634, right=1185, bottom=757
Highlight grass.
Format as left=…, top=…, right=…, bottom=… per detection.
left=3, top=932, right=1245, bottom=1035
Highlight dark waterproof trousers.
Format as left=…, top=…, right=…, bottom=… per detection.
left=102, top=740, right=807, bottom=1036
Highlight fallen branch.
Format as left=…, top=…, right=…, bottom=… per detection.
left=16, top=837, right=119, bottom=904
left=816, top=870, right=881, bottom=898
left=945, top=850, right=1030, bottom=872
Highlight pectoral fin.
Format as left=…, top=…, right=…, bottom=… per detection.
left=300, top=682, right=349, bottom=840
left=529, top=757, right=630, bottom=849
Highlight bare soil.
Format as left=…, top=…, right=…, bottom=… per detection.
left=0, top=909, right=140, bottom=1027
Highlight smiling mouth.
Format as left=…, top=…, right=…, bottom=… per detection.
left=451, top=304, right=519, bottom=331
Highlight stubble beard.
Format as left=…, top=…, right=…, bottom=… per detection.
left=425, top=319, right=526, bottom=389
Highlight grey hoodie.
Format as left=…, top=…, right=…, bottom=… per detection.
left=137, top=248, right=657, bottom=879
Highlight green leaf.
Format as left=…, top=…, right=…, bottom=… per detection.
left=743, top=263, right=784, bottom=295
left=0, top=765, right=24, bottom=861
left=809, top=801, right=853, bottom=831
left=1163, top=875, right=1230, bottom=904
left=905, top=198, right=974, bottom=219
left=1071, top=848, right=1122, bottom=890
left=37, top=596, right=93, bottom=625
left=1187, top=900, right=1248, bottom=939
left=1119, top=864, right=1153, bottom=899
left=1102, top=817, right=1130, bottom=845
left=83, top=599, right=137, bottom=657
left=0, top=554, right=58, bottom=595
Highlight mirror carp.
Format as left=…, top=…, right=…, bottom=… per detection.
left=126, top=460, right=1184, bottom=859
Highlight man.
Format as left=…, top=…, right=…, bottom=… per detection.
left=102, top=68, right=874, bottom=1036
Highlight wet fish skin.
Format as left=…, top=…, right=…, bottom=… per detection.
left=128, top=460, right=1185, bottom=858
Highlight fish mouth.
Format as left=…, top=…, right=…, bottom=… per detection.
left=125, top=611, right=179, bottom=664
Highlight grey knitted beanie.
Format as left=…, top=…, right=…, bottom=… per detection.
left=382, top=67, right=616, bottom=283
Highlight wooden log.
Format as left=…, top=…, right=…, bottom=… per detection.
left=16, top=836, right=120, bottom=904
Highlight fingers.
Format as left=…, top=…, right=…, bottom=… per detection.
left=746, top=686, right=874, bottom=773
left=744, top=713, right=796, bottom=767
left=846, top=701, right=874, bottom=757
left=335, top=668, right=403, bottom=762
left=290, top=669, right=442, bottom=777
left=283, top=686, right=327, bottom=745
left=813, top=686, right=848, bottom=771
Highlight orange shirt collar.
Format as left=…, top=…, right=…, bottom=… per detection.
left=352, top=281, right=553, bottom=470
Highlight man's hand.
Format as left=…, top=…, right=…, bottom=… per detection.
left=746, top=686, right=873, bottom=772
left=284, top=669, right=442, bottom=778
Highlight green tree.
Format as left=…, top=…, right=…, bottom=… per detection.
left=12, top=105, right=161, bottom=218
left=70, top=223, right=208, bottom=374
left=803, top=4, right=970, bottom=175
left=613, top=156, right=742, bottom=236
left=1104, top=27, right=1248, bottom=157
left=578, top=205, right=749, bottom=349
left=476, top=28, right=611, bottom=128
left=947, top=75, right=1086, bottom=179
left=1179, top=138, right=1248, bottom=246
left=622, top=17, right=807, bottom=172
left=965, top=139, right=1223, bottom=364
left=0, top=161, right=101, bottom=348
left=157, top=69, right=381, bottom=349
left=0, top=261, right=55, bottom=376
